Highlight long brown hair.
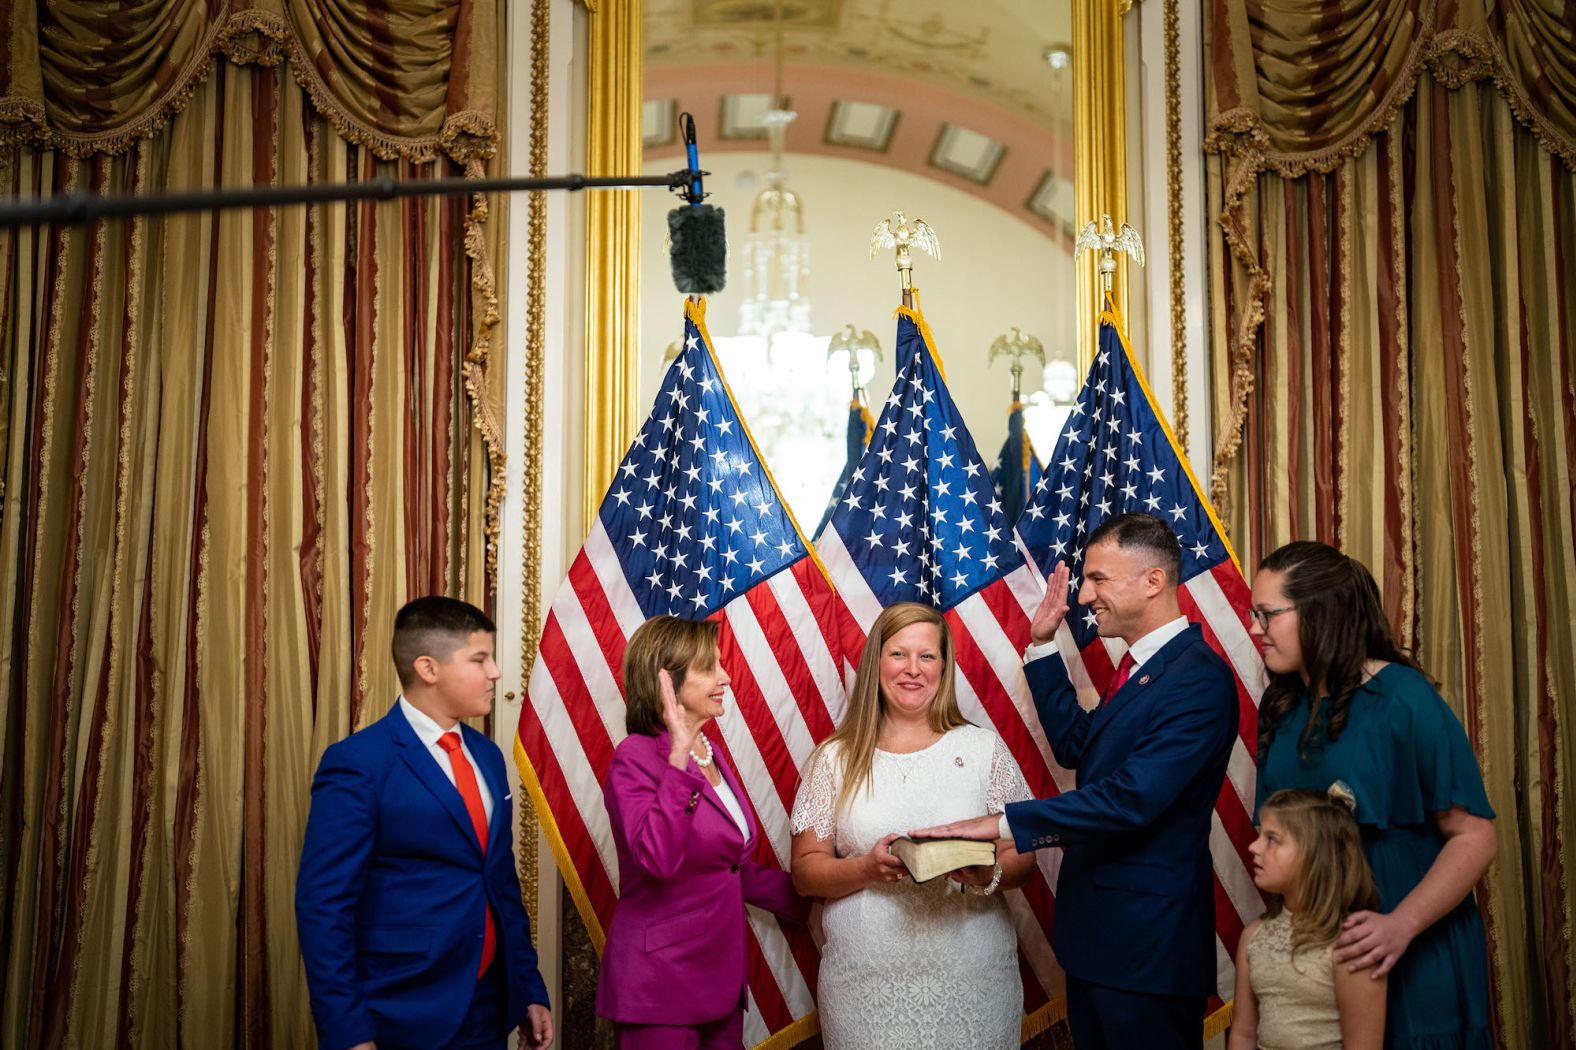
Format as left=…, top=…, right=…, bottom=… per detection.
left=1256, top=541, right=1424, bottom=757
left=1259, top=786, right=1379, bottom=955
left=813, top=602, right=967, bottom=814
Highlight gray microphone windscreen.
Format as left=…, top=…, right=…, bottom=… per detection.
left=669, top=204, right=727, bottom=295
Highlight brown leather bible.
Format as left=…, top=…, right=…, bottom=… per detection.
left=889, top=837, right=997, bottom=883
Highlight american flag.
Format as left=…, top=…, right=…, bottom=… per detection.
left=515, top=300, right=846, bottom=1047
left=1017, top=312, right=1265, bottom=1009
left=813, top=396, right=874, bottom=540
left=815, top=307, right=1074, bottom=1029
left=992, top=399, right=1043, bottom=525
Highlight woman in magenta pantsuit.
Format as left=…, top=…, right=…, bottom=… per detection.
left=597, top=617, right=810, bottom=1049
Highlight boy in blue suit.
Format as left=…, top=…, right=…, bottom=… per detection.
left=296, top=597, right=553, bottom=1050
left=919, top=513, right=1238, bottom=1050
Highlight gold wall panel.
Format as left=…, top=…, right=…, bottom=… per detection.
left=582, top=0, right=644, bottom=532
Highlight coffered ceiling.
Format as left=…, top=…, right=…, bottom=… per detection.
left=643, top=0, right=1076, bottom=240
left=645, top=1, right=1072, bottom=130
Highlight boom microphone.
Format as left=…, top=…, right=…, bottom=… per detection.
left=668, top=112, right=727, bottom=295
left=0, top=171, right=702, bottom=228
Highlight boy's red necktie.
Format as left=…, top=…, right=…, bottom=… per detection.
left=438, top=731, right=496, bottom=976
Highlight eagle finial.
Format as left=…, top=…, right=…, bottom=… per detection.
left=988, top=328, right=1047, bottom=401
left=1074, top=213, right=1145, bottom=299
left=870, top=211, right=940, bottom=305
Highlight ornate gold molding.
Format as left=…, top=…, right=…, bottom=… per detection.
left=1074, top=0, right=1130, bottom=368
left=581, top=0, right=643, bottom=532
left=1163, top=0, right=1186, bottom=450
left=515, top=0, right=552, bottom=929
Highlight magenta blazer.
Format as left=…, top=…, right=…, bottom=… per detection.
left=596, top=730, right=809, bottom=1026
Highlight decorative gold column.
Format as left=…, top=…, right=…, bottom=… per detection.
left=582, top=0, right=643, bottom=531
left=1074, top=0, right=1129, bottom=367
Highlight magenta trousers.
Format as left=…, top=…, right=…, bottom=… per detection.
left=614, top=1009, right=744, bottom=1050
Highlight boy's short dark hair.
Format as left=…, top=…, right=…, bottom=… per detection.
left=1087, top=511, right=1183, bottom=584
left=392, top=596, right=495, bottom=687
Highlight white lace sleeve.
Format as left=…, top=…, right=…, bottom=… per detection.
left=790, top=744, right=840, bottom=840
left=984, top=734, right=1033, bottom=814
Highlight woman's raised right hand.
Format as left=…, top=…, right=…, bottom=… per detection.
left=660, top=668, right=696, bottom=767
left=865, top=833, right=907, bottom=885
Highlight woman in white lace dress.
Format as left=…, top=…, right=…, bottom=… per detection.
left=789, top=602, right=1037, bottom=1049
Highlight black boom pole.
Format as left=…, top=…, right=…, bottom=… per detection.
left=0, top=168, right=700, bottom=228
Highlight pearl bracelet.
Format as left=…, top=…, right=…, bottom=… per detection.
left=964, top=863, right=1004, bottom=897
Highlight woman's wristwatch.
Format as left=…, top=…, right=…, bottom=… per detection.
left=964, top=863, right=1004, bottom=897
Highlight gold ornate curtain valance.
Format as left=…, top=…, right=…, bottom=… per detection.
left=1206, top=0, right=1576, bottom=176
left=1208, top=0, right=1428, bottom=171
left=0, top=0, right=497, bottom=163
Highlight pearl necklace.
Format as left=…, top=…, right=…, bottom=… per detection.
left=689, top=733, right=714, bottom=768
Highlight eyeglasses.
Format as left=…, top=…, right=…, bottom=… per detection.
left=1248, top=605, right=1295, bottom=629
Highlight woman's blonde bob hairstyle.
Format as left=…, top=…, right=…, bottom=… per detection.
left=621, top=616, right=722, bottom=736
left=815, top=602, right=968, bottom=813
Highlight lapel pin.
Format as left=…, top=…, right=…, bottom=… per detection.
left=1138, top=675, right=1150, bottom=685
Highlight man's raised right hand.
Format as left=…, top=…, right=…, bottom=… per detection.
left=1028, top=562, right=1071, bottom=644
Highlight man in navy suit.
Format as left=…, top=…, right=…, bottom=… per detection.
left=918, top=513, right=1238, bottom=1050
left=296, top=597, right=553, bottom=1050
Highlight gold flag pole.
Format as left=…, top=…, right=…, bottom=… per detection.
left=1073, top=0, right=1128, bottom=368
left=869, top=211, right=940, bottom=310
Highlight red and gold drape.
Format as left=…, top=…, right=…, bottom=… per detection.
left=1206, top=2, right=1576, bottom=1046
left=0, top=2, right=505, bottom=1046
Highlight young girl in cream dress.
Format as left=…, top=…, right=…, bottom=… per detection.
left=1229, top=785, right=1387, bottom=1050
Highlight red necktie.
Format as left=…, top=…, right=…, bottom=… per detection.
left=437, top=731, right=496, bottom=976
left=1102, top=652, right=1136, bottom=707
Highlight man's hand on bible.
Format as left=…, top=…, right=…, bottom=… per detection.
left=909, top=814, right=1000, bottom=841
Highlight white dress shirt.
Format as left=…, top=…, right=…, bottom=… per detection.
left=1002, top=616, right=1192, bottom=838
left=400, top=696, right=495, bottom=822
left=1020, top=614, right=1189, bottom=674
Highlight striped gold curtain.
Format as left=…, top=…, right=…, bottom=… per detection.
left=0, top=3, right=504, bottom=1047
left=1206, top=2, right=1576, bottom=1046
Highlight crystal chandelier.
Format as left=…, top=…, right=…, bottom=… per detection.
left=737, top=2, right=811, bottom=344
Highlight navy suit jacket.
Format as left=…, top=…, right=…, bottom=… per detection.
left=1004, top=624, right=1238, bottom=997
left=295, top=704, right=549, bottom=1050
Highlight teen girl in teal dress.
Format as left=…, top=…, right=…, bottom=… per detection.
left=1248, top=542, right=1497, bottom=1050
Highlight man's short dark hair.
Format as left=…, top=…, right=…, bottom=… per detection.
left=392, top=596, right=495, bottom=687
left=1087, top=512, right=1183, bottom=584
